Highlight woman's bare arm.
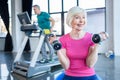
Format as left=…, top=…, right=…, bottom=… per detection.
left=57, top=49, right=70, bottom=70
left=86, top=44, right=99, bottom=68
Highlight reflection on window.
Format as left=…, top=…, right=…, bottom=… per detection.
left=50, top=0, right=62, bottom=12
left=51, top=14, right=61, bottom=35
left=0, top=0, right=11, bottom=37
left=0, top=17, right=7, bottom=37
left=64, top=0, right=77, bottom=11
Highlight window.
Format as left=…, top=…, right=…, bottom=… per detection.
left=63, top=0, right=77, bottom=11
left=32, top=0, right=106, bottom=36
left=64, top=13, right=72, bottom=34
left=49, top=0, right=62, bottom=12
left=50, top=14, right=62, bottom=35
left=32, top=0, right=48, bottom=13
left=79, top=0, right=105, bottom=9
left=79, top=0, right=105, bottom=33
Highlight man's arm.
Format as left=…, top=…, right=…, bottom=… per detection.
left=49, top=17, right=55, bottom=27
left=49, top=17, right=55, bottom=32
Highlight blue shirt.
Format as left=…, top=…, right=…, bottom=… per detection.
left=37, top=12, right=51, bottom=29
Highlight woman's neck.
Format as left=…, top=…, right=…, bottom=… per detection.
left=69, top=30, right=85, bottom=40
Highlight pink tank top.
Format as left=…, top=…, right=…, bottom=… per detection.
left=59, top=32, right=96, bottom=77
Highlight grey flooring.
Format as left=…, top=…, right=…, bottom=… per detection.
left=0, top=52, right=120, bottom=80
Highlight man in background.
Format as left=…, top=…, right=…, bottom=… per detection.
left=33, top=5, right=55, bottom=63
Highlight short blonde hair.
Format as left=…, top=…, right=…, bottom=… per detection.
left=66, top=6, right=87, bottom=27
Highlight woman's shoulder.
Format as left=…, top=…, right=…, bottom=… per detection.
left=59, top=33, right=70, bottom=41
left=60, top=33, right=69, bottom=38
left=83, top=32, right=93, bottom=40
left=85, top=32, right=93, bottom=37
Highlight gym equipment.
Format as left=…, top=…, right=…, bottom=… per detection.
left=21, top=24, right=39, bottom=31
left=12, top=12, right=61, bottom=77
left=12, top=68, right=63, bottom=80
left=105, top=50, right=114, bottom=59
left=92, top=32, right=109, bottom=43
left=49, top=34, right=62, bottom=51
left=52, top=40, right=62, bottom=51
left=96, top=74, right=102, bottom=80
left=55, top=72, right=65, bottom=80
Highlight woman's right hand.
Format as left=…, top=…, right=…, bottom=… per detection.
left=49, top=34, right=56, bottom=44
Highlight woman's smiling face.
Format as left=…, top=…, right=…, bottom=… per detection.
left=71, top=13, right=86, bottom=31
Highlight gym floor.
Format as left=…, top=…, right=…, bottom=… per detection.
left=0, top=51, right=120, bottom=80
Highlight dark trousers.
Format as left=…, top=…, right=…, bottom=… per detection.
left=63, top=74, right=100, bottom=80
